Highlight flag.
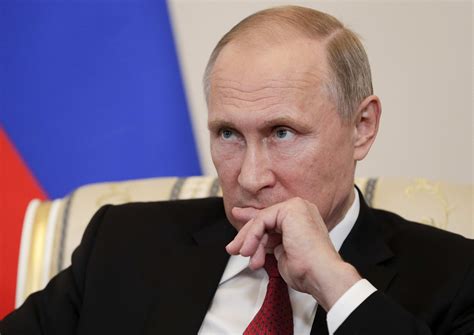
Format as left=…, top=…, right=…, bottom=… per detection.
left=0, top=0, right=201, bottom=317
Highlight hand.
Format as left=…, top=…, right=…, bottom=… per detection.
left=226, top=197, right=361, bottom=311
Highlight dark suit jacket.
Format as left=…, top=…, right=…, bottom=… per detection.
left=1, top=194, right=474, bottom=334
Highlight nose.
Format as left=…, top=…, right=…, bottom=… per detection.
left=237, top=144, right=275, bottom=194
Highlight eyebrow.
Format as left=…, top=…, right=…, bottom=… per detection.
left=207, top=120, right=235, bottom=132
left=261, top=116, right=302, bottom=128
left=208, top=115, right=312, bottom=133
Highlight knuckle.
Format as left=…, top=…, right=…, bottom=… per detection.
left=291, top=196, right=304, bottom=204
left=285, top=197, right=303, bottom=210
left=287, top=197, right=311, bottom=212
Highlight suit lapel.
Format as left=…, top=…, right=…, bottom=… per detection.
left=311, top=305, right=329, bottom=335
left=144, top=215, right=236, bottom=335
left=339, top=192, right=397, bottom=290
left=311, top=190, right=397, bottom=334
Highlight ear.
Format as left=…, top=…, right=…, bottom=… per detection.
left=353, top=95, right=381, bottom=161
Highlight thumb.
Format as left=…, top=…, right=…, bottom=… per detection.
left=274, top=244, right=284, bottom=261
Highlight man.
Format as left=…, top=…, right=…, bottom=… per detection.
left=1, top=5, right=473, bottom=335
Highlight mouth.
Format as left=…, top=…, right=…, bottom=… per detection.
left=235, top=204, right=266, bottom=210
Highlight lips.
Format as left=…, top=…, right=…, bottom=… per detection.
left=237, top=204, right=266, bottom=210
left=233, top=198, right=278, bottom=210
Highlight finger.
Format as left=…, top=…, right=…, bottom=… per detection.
left=227, top=206, right=261, bottom=254
left=234, top=204, right=284, bottom=234
left=240, top=217, right=267, bottom=256
left=252, top=205, right=284, bottom=234
left=232, top=206, right=260, bottom=222
left=230, top=203, right=285, bottom=256
left=249, top=234, right=268, bottom=270
left=226, top=218, right=254, bottom=254
left=237, top=205, right=284, bottom=256
left=274, top=244, right=284, bottom=261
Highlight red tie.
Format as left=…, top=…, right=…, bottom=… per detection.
left=244, top=254, right=294, bottom=335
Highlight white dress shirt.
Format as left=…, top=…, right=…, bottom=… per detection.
left=199, top=189, right=377, bottom=334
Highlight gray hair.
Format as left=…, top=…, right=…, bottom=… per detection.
left=203, top=5, right=373, bottom=121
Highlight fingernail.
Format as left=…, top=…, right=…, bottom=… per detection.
left=226, top=241, right=235, bottom=253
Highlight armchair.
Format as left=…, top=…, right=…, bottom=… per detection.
left=15, top=176, right=473, bottom=308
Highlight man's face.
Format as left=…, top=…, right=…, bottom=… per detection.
left=208, top=38, right=357, bottom=231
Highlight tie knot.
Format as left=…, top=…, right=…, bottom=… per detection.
left=263, top=254, right=281, bottom=278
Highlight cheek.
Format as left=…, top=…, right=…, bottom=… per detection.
left=211, top=142, right=242, bottom=183
left=268, top=147, right=320, bottom=195
left=211, top=143, right=243, bottom=228
left=273, top=140, right=332, bottom=191
left=273, top=139, right=320, bottom=172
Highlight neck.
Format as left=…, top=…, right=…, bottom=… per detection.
left=326, top=188, right=355, bottom=232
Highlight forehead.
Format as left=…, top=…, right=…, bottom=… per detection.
left=208, top=38, right=333, bottom=122
left=211, top=37, right=329, bottom=91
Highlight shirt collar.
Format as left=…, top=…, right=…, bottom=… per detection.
left=219, top=188, right=360, bottom=284
left=328, top=187, right=360, bottom=252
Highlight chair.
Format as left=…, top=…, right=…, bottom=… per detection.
left=16, top=176, right=473, bottom=307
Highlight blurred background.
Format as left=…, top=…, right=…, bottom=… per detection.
left=1, top=0, right=472, bottom=318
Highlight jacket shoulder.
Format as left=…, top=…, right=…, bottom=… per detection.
left=93, top=197, right=228, bottom=242
left=371, top=207, right=474, bottom=260
left=104, top=196, right=226, bottom=220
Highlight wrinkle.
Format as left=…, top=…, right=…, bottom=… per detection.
left=220, top=90, right=279, bottom=104
left=214, top=78, right=318, bottom=93
left=220, top=99, right=283, bottom=112
left=212, top=76, right=325, bottom=109
left=214, top=85, right=308, bottom=109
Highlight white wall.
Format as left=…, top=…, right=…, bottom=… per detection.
left=168, top=0, right=473, bottom=184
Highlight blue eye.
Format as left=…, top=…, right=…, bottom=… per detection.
left=275, top=128, right=295, bottom=140
left=221, top=129, right=235, bottom=140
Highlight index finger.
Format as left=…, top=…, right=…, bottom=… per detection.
left=232, top=206, right=260, bottom=223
